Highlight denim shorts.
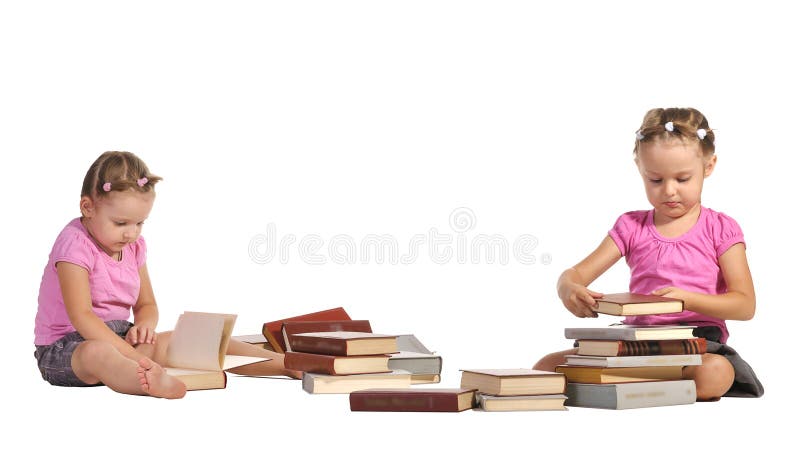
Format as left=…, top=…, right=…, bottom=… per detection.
left=34, top=320, right=133, bottom=387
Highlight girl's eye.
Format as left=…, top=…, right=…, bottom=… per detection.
left=649, top=179, right=662, bottom=184
left=677, top=177, right=690, bottom=183
left=115, top=222, right=126, bottom=226
left=137, top=222, right=145, bottom=227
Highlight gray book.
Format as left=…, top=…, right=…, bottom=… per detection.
left=565, top=380, right=696, bottom=409
left=388, top=334, right=442, bottom=375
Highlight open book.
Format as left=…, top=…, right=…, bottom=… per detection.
left=165, top=312, right=270, bottom=390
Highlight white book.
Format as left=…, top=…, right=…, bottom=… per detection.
left=564, top=325, right=696, bottom=341
left=565, top=380, right=697, bottom=409
left=564, top=354, right=702, bottom=368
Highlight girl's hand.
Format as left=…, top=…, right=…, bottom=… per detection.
left=559, top=282, right=604, bottom=318
left=652, top=287, right=691, bottom=304
left=126, top=324, right=157, bottom=346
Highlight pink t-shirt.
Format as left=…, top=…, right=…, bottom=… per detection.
left=608, top=206, right=745, bottom=343
left=34, top=218, right=147, bottom=345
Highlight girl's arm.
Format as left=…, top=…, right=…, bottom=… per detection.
left=129, top=263, right=158, bottom=345
left=57, top=261, right=145, bottom=361
left=653, top=243, right=755, bottom=321
left=557, top=235, right=622, bottom=317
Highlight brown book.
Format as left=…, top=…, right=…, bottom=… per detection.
left=592, top=293, right=684, bottom=316
left=554, top=365, right=684, bottom=383
left=262, top=307, right=351, bottom=353
left=459, top=369, right=566, bottom=396
left=577, top=338, right=708, bottom=357
left=350, top=388, right=476, bottom=412
left=289, top=331, right=398, bottom=356
left=282, top=320, right=372, bottom=352
left=283, top=351, right=390, bottom=375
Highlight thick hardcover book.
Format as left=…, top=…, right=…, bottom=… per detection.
left=555, top=365, right=684, bottom=383
left=282, top=320, right=372, bottom=352
left=349, top=388, right=476, bottom=412
left=577, top=338, right=708, bottom=357
left=564, top=354, right=702, bottom=368
left=477, top=393, right=568, bottom=412
left=459, top=369, right=566, bottom=396
left=564, top=325, right=696, bottom=341
left=283, top=351, right=390, bottom=375
left=302, top=371, right=412, bottom=394
left=565, top=380, right=696, bottom=409
left=592, top=293, right=684, bottom=316
left=388, top=351, right=442, bottom=375
left=262, top=307, right=351, bottom=353
left=289, top=331, right=398, bottom=356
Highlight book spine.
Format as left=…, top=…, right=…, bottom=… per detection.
left=349, top=392, right=464, bottom=412
left=619, top=338, right=708, bottom=356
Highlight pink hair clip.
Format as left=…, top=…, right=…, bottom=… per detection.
left=102, top=182, right=112, bottom=192
left=137, top=177, right=148, bottom=187
left=696, top=129, right=707, bottom=140
left=665, top=122, right=675, bottom=132
left=635, top=130, right=645, bottom=140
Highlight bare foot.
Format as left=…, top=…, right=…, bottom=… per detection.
left=137, top=358, right=186, bottom=399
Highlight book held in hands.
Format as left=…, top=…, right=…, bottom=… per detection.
left=592, top=293, right=684, bottom=316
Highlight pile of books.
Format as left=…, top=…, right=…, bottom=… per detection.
left=260, top=307, right=442, bottom=394
left=556, top=324, right=703, bottom=409
left=459, top=368, right=568, bottom=412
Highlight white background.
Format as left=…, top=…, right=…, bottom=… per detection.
left=2, top=1, right=796, bottom=469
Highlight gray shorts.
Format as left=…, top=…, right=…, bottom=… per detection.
left=34, top=320, right=133, bottom=387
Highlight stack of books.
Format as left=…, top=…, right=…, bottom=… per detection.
left=459, top=368, right=568, bottom=412
left=556, top=324, right=703, bottom=409
left=284, top=330, right=411, bottom=394
left=259, top=307, right=442, bottom=392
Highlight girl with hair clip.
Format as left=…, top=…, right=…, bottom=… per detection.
left=534, top=108, right=763, bottom=400
left=34, top=151, right=299, bottom=399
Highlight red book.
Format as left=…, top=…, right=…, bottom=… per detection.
left=283, top=351, right=390, bottom=375
left=262, top=307, right=351, bottom=353
left=350, top=388, right=477, bottom=412
left=282, top=319, right=372, bottom=352
left=289, top=331, right=398, bottom=356
left=577, top=338, right=708, bottom=357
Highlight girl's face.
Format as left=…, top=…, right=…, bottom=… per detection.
left=80, top=190, right=155, bottom=259
left=635, top=139, right=716, bottom=223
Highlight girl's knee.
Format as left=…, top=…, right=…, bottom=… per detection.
left=693, top=354, right=735, bottom=400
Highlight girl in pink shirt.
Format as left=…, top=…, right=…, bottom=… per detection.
left=34, top=151, right=298, bottom=398
left=534, top=108, right=763, bottom=400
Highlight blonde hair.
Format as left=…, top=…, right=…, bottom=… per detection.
left=634, top=107, right=715, bottom=159
left=81, top=151, right=162, bottom=198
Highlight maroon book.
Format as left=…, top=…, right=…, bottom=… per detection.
left=350, top=388, right=477, bottom=412
left=282, top=319, right=372, bottom=352
left=283, top=351, right=390, bottom=375
left=288, top=331, right=398, bottom=356
left=261, top=307, right=351, bottom=353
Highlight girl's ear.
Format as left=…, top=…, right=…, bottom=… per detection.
left=80, top=196, right=95, bottom=217
left=704, top=154, right=718, bottom=178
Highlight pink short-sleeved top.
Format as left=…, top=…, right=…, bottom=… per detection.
left=34, top=218, right=147, bottom=345
left=608, top=206, right=744, bottom=343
